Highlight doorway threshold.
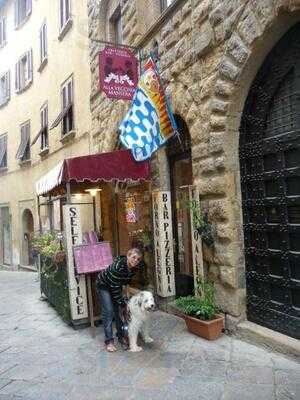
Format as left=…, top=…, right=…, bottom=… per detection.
left=18, top=264, right=37, bottom=272
left=235, top=320, right=300, bottom=360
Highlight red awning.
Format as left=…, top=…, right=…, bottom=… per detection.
left=36, top=149, right=150, bottom=196
left=63, top=149, right=150, bottom=183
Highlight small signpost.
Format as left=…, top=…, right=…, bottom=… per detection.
left=73, top=241, right=113, bottom=333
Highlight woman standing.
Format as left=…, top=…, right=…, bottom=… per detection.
left=96, top=248, right=143, bottom=352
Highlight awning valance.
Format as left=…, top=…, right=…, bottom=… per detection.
left=35, top=149, right=150, bottom=196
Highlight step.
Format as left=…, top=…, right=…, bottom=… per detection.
left=235, top=320, right=300, bottom=360
left=18, top=264, right=37, bottom=272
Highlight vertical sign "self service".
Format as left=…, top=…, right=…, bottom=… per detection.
left=63, top=205, right=88, bottom=321
left=152, top=191, right=175, bottom=297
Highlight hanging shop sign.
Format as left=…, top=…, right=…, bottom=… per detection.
left=189, top=186, right=204, bottom=288
left=99, top=46, right=138, bottom=100
left=152, top=191, right=175, bottom=297
left=63, top=205, right=88, bottom=321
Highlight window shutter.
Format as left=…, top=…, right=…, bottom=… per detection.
left=26, top=0, right=32, bottom=16
left=14, top=0, right=19, bottom=27
left=5, top=71, right=10, bottom=100
left=60, top=0, right=64, bottom=29
left=27, top=49, right=33, bottom=83
left=15, top=61, right=20, bottom=92
left=44, top=23, right=47, bottom=58
left=3, top=18, right=6, bottom=43
left=0, top=135, right=7, bottom=167
left=67, top=81, right=72, bottom=105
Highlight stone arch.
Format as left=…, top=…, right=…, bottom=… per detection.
left=208, top=3, right=300, bottom=316
left=21, top=208, right=34, bottom=266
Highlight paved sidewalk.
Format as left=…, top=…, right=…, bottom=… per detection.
left=0, top=271, right=299, bottom=400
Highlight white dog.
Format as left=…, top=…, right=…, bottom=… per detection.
left=127, top=291, right=155, bottom=352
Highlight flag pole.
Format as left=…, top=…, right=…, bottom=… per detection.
left=150, top=56, right=184, bottom=152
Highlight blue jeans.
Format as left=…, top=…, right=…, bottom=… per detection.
left=97, top=286, right=123, bottom=344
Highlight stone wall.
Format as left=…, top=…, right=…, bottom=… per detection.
left=87, top=0, right=300, bottom=318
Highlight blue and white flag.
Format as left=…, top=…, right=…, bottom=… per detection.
left=119, top=58, right=177, bottom=161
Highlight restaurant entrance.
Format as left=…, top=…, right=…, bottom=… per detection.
left=167, top=115, right=194, bottom=297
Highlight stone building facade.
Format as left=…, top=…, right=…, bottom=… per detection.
left=88, top=0, right=300, bottom=339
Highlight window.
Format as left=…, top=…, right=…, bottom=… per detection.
left=39, top=21, right=47, bottom=66
left=0, top=17, right=6, bottom=47
left=110, top=6, right=122, bottom=44
left=15, top=49, right=33, bottom=92
left=14, top=0, right=32, bottom=28
left=59, top=0, right=71, bottom=32
left=50, top=76, right=74, bottom=136
left=161, top=0, right=175, bottom=12
left=0, top=71, right=10, bottom=106
left=0, top=134, right=7, bottom=169
left=61, top=77, right=73, bottom=135
left=31, top=103, right=48, bottom=150
left=16, top=121, right=30, bottom=162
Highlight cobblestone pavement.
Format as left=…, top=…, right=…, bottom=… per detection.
left=0, top=271, right=299, bottom=400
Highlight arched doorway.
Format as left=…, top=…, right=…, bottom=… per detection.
left=167, top=115, right=194, bottom=297
left=21, top=209, right=34, bottom=266
left=240, top=23, right=300, bottom=339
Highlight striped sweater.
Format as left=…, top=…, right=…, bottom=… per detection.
left=96, top=256, right=135, bottom=306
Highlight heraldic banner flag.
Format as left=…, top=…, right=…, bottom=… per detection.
left=119, top=58, right=177, bottom=161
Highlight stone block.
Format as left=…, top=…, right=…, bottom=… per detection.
left=179, top=19, right=191, bottom=36
left=209, top=132, right=225, bottom=154
left=197, top=176, right=227, bottom=196
left=215, top=79, right=234, bottom=98
left=208, top=199, right=229, bottom=222
left=161, top=21, right=172, bottom=41
left=210, top=115, right=226, bottom=130
left=220, top=265, right=237, bottom=288
left=219, top=58, right=240, bottom=81
left=209, top=4, right=225, bottom=26
left=194, top=21, right=214, bottom=58
left=251, top=0, right=275, bottom=30
left=227, top=33, right=249, bottom=65
left=192, top=141, right=209, bottom=158
left=214, top=282, right=246, bottom=316
left=238, top=7, right=262, bottom=45
left=192, top=0, right=210, bottom=26
left=210, top=98, right=229, bottom=113
left=182, top=0, right=192, bottom=19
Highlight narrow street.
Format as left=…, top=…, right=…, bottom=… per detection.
left=0, top=271, right=299, bottom=400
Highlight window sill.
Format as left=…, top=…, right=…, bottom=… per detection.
left=39, top=147, right=49, bottom=157
left=58, top=19, right=73, bottom=41
left=0, top=166, right=8, bottom=173
left=14, top=13, right=32, bottom=30
left=0, top=98, right=10, bottom=109
left=38, top=57, right=48, bottom=73
left=16, top=80, right=33, bottom=94
left=18, top=159, right=31, bottom=167
left=60, top=130, right=75, bottom=144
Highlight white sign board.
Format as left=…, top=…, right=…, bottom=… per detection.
left=152, top=191, right=175, bottom=297
left=63, top=205, right=88, bottom=320
left=189, top=186, right=204, bottom=290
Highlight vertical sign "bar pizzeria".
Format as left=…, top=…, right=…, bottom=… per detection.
left=63, top=205, right=88, bottom=321
left=152, top=191, right=175, bottom=297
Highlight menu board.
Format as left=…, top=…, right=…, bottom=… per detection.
left=73, top=242, right=113, bottom=274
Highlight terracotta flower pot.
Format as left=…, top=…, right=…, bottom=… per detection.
left=184, top=314, right=224, bottom=340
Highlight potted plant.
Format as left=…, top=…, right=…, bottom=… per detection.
left=31, top=232, right=66, bottom=264
left=187, top=199, right=214, bottom=246
left=174, top=277, right=224, bottom=340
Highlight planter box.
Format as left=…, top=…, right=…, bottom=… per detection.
left=185, top=314, right=224, bottom=340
